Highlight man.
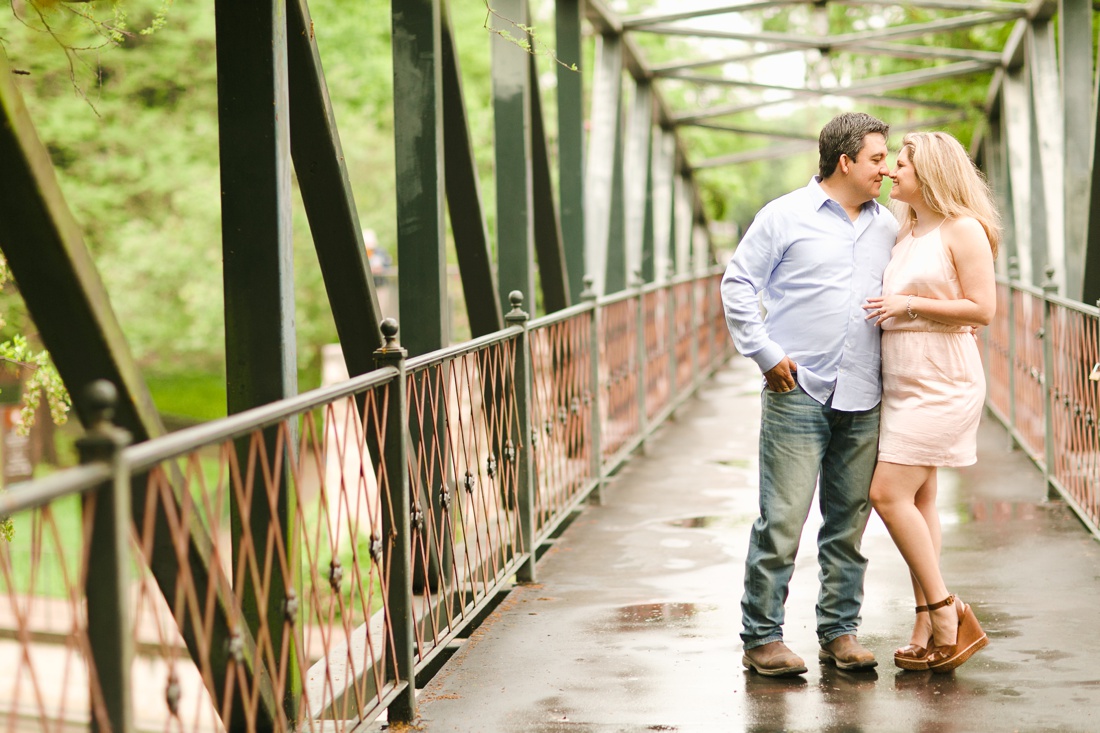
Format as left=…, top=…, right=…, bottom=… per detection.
left=721, top=112, right=896, bottom=676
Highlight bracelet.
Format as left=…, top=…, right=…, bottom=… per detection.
left=906, top=295, right=918, bottom=320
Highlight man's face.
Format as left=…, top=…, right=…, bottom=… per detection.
left=844, top=132, right=890, bottom=202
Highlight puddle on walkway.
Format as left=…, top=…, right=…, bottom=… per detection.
left=666, top=515, right=754, bottom=530
left=614, top=602, right=717, bottom=630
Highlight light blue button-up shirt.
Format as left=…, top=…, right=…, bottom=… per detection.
left=721, top=177, right=898, bottom=411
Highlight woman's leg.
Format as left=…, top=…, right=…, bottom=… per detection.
left=906, top=471, right=939, bottom=646
left=870, top=462, right=957, bottom=648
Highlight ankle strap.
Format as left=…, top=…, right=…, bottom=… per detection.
left=925, top=594, right=955, bottom=612
left=915, top=604, right=930, bottom=613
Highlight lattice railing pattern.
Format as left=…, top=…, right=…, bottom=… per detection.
left=0, top=268, right=735, bottom=731
left=529, top=314, right=594, bottom=537
left=128, top=387, right=398, bottom=732
left=986, top=282, right=1012, bottom=420
left=598, top=297, right=640, bottom=462
left=404, top=340, right=523, bottom=665
left=673, top=281, right=696, bottom=392
left=1012, top=288, right=1046, bottom=459
left=642, top=288, right=672, bottom=420
left=1046, top=302, right=1100, bottom=527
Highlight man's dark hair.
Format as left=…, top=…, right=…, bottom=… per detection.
left=818, top=112, right=890, bottom=179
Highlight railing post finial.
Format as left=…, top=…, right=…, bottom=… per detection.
left=1043, top=266, right=1058, bottom=295
left=506, top=291, right=529, bottom=324
left=581, top=275, right=596, bottom=301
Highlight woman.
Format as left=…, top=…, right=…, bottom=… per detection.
left=863, top=131, right=999, bottom=673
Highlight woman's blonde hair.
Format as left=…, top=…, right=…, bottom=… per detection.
left=891, top=131, right=1001, bottom=257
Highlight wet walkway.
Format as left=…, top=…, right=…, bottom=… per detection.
left=411, top=357, right=1100, bottom=732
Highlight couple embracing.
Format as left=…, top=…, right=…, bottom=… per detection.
left=721, top=112, right=999, bottom=676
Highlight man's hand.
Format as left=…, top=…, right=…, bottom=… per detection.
left=764, top=356, right=798, bottom=392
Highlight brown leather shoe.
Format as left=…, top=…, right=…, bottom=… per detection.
left=742, top=641, right=808, bottom=677
left=819, top=634, right=878, bottom=670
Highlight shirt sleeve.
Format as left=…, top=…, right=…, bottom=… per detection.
left=721, top=209, right=787, bottom=374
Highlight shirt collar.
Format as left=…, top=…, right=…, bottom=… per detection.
left=808, top=176, right=882, bottom=215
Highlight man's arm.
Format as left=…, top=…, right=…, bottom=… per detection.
left=720, top=210, right=788, bottom=377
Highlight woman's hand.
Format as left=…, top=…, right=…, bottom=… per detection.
left=863, top=294, right=911, bottom=326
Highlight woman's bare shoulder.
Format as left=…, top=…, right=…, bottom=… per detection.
left=941, top=216, right=986, bottom=240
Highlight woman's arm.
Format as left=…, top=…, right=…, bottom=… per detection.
left=863, top=217, right=995, bottom=327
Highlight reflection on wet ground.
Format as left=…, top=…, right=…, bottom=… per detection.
left=615, top=602, right=717, bottom=630
left=665, top=514, right=754, bottom=529
left=964, top=499, right=1041, bottom=522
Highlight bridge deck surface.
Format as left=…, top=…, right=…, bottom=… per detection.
left=409, top=357, right=1100, bottom=732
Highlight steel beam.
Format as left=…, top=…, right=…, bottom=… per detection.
left=214, top=0, right=301, bottom=722
left=675, top=93, right=963, bottom=125
left=392, top=0, right=448, bottom=357
left=287, top=0, right=384, bottom=373
left=556, top=0, right=587, bottom=303
left=584, top=33, right=624, bottom=295
left=665, top=60, right=997, bottom=97
left=440, top=0, right=502, bottom=336
left=529, top=49, right=571, bottom=312
left=490, top=0, right=536, bottom=311
left=651, top=131, right=676, bottom=279
left=606, top=104, right=628, bottom=295
left=1081, top=61, right=1100, bottom=303
left=625, top=81, right=654, bottom=283
left=1059, top=0, right=1093, bottom=300
left=692, top=114, right=969, bottom=167
left=653, top=42, right=1002, bottom=72
left=623, top=0, right=1023, bottom=28
left=1004, top=63, right=1034, bottom=284
left=635, top=12, right=1024, bottom=49
left=1028, top=19, right=1063, bottom=290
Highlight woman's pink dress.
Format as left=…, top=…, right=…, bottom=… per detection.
left=879, top=224, right=985, bottom=467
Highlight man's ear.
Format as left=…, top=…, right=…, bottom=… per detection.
left=838, top=153, right=851, bottom=175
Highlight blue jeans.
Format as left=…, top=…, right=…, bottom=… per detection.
left=741, top=385, right=879, bottom=649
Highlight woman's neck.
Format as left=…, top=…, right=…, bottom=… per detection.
left=909, top=203, right=945, bottom=237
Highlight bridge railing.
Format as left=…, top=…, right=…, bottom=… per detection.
left=0, top=267, right=734, bottom=732
left=983, top=274, right=1100, bottom=538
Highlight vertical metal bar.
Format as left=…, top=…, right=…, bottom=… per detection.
left=1028, top=20, right=1062, bottom=290
left=529, top=47, right=571, bottom=313
left=491, top=0, right=536, bottom=309
left=688, top=264, right=699, bottom=388
left=651, top=133, right=676, bottom=281
left=625, top=81, right=653, bottom=286
left=286, top=0, right=384, bottom=374
left=441, top=0, right=503, bottom=337
left=640, top=141, right=657, bottom=283
left=375, top=320, right=415, bottom=721
left=78, top=382, right=133, bottom=733
left=1059, top=0, right=1092, bottom=301
left=556, top=0, right=586, bottom=303
left=1042, top=267, right=1058, bottom=495
left=585, top=34, right=623, bottom=295
left=666, top=265, right=678, bottom=402
left=393, top=0, right=453, bottom=598
left=215, top=0, right=300, bottom=718
left=505, top=293, right=537, bottom=581
left=606, top=102, right=627, bottom=295
left=633, top=273, right=648, bottom=452
left=1081, top=26, right=1100, bottom=304
left=1008, top=259, right=1020, bottom=434
left=668, top=174, right=681, bottom=273
left=582, top=277, right=603, bottom=504
left=392, top=0, right=448, bottom=358
left=1004, top=64, right=1033, bottom=284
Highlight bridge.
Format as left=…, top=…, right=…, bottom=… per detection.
left=1, top=0, right=1099, bottom=731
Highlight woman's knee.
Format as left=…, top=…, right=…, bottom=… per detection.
left=869, top=482, right=895, bottom=514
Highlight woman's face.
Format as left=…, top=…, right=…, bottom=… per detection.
left=889, top=147, right=920, bottom=205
